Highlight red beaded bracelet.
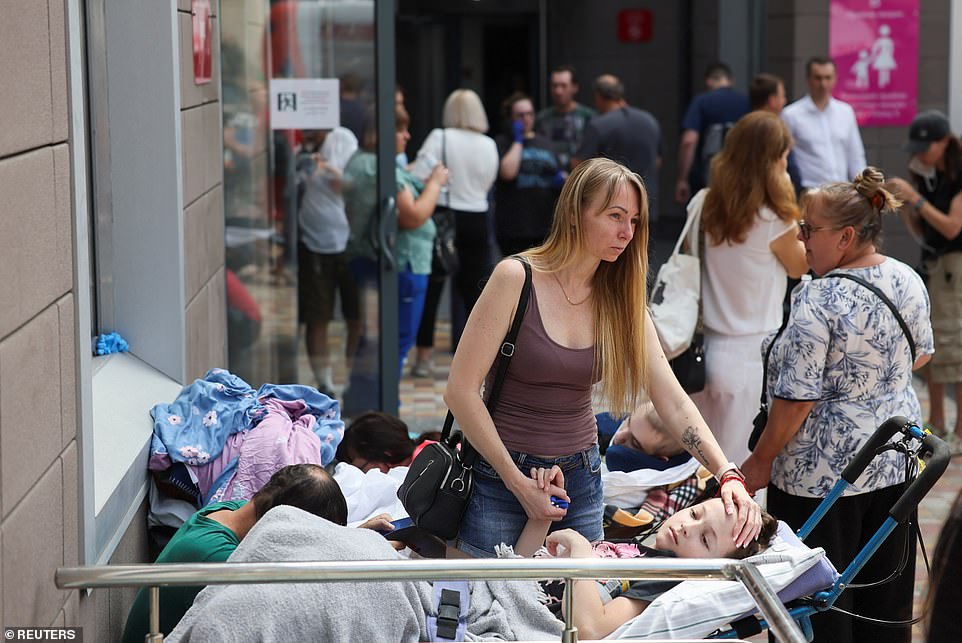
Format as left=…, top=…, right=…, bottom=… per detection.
left=719, top=467, right=746, bottom=483
left=718, top=471, right=749, bottom=494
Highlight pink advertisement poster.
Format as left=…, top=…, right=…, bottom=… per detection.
left=829, top=0, right=919, bottom=126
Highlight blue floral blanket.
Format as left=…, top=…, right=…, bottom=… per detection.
left=149, top=368, right=343, bottom=471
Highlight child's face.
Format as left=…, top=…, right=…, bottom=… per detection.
left=654, top=499, right=740, bottom=558
left=626, top=415, right=682, bottom=458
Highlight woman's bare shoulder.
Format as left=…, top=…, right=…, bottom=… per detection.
left=490, top=256, right=529, bottom=290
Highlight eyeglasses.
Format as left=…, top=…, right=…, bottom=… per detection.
left=512, top=110, right=535, bottom=118
left=798, top=219, right=840, bottom=241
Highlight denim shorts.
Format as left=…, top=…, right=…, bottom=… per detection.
left=455, top=444, right=604, bottom=558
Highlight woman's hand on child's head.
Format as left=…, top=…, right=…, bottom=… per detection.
left=545, top=529, right=593, bottom=558
left=720, top=477, right=762, bottom=548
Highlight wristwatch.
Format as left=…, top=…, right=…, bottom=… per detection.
left=913, top=196, right=927, bottom=213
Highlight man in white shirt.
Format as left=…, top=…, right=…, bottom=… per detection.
left=781, top=57, right=866, bottom=188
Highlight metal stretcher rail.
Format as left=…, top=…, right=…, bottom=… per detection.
left=56, top=557, right=806, bottom=642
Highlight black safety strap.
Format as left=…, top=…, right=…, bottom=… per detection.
left=730, top=615, right=763, bottom=639
left=435, top=588, right=462, bottom=640
left=826, top=272, right=917, bottom=363
left=440, top=256, right=533, bottom=467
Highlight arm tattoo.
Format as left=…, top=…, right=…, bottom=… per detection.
left=681, top=426, right=708, bottom=463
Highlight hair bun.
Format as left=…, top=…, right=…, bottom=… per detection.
left=854, top=166, right=885, bottom=199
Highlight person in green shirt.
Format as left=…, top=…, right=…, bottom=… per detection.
left=121, top=463, right=352, bottom=642
left=343, top=103, right=449, bottom=387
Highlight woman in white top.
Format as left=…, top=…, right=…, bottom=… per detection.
left=691, top=111, right=807, bottom=466
left=409, top=89, right=500, bottom=376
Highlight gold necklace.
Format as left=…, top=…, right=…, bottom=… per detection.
left=552, top=272, right=591, bottom=305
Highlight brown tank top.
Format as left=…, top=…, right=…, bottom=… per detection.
left=484, top=281, right=598, bottom=456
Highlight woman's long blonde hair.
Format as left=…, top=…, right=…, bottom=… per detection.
left=524, top=158, right=649, bottom=417
left=703, top=111, right=799, bottom=245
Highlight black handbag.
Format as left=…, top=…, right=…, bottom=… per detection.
left=430, top=129, right=459, bottom=276
left=432, top=207, right=459, bottom=276
left=669, top=214, right=706, bottom=393
left=397, top=257, right=532, bottom=540
left=670, top=332, right=705, bottom=393
left=748, top=271, right=917, bottom=452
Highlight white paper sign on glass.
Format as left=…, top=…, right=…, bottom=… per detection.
left=269, top=78, right=341, bottom=130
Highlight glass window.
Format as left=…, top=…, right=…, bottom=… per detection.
left=220, top=0, right=386, bottom=415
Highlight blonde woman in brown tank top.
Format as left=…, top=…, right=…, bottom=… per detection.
left=445, top=157, right=763, bottom=558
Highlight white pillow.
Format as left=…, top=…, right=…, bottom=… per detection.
left=333, top=462, right=409, bottom=525
left=602, top=458, right=702, bottom=507
left=609, top=532, right=827, bottom=640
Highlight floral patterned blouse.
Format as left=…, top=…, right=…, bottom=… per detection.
left=764, top=258, right=933, bottom=498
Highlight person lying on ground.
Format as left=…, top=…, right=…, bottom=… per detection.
left=335, top=411, right=439, bottom=473
left=122, top=463, right=399, bottom=642
left=605, top=401, right=692, bottom=474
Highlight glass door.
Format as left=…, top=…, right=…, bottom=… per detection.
left=220, top=0, right=399, bottom=414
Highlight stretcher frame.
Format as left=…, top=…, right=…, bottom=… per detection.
left=710, top=415, right=950, bottom=640
left=57, top=553, right=803, bottom=642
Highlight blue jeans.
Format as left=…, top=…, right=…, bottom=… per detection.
left=456, top=444, right=604, bottom=558
left=397, top=269, right=428, bottom=375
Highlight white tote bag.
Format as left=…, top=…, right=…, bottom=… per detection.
left=648, top=189, right=706, bottom=359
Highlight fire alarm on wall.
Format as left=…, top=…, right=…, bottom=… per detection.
left=617, top=9, right=652, bottom=43
left=192, top=0, right=212, bottom=85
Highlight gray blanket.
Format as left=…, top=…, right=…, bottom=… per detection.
left=165, top=506, right=562, bottom=642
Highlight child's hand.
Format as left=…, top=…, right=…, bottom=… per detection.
left=357, top=513, right=394, bottom=532
left=545, top=529, right=593, bottom=558
left=530, top=466, right=569, bottom=503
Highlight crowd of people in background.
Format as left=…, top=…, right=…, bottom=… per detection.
left=224, top=55, right=962, bottom=643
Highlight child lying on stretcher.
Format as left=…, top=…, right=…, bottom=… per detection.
left=515, top=466, right=779, bottom=640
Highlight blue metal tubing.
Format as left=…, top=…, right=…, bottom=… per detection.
left=796, top=480, right=849, bottom=540
left=797, top=421, right=924, bottom=541
left=836, top=517, right=900, bottom=589
left=712, top=419, right=943, bottom=641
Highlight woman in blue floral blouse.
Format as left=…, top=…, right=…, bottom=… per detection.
left=742, top=167, right=933, bottom=643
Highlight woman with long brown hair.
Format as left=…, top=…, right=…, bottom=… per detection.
left=690, top=111, right=807, bottom=467
left=444, top=157, right=762, bottom=557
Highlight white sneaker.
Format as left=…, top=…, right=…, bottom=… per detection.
left=410, top=360, right=433, bottom=378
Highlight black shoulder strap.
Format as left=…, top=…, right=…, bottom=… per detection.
left=441, top=257, right=533, bottom=460
left=827, top=272, right=917, bottom=363
left=484, top=256, right=532, bottom=409
left=759, top=304, right=791, bottom=408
